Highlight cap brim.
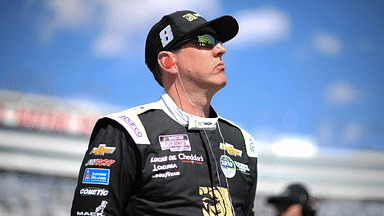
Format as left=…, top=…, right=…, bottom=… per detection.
left=166, top=15, right=238, bottom=51
left=207, top=15, right=239, bottom=43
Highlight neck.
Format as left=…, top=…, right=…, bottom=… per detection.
left=165, top=84, right=213, bottom=118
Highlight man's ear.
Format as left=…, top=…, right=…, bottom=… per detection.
left=158, top=51, right=177, bottom=74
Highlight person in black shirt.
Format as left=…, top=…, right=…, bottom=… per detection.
left=71, top=10, right=258, bottom=216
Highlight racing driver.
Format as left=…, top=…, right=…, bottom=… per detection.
left=71, top=10, right=258, bottom=216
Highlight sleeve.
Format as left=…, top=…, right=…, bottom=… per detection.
left=241, top=129, right=258, bottom=216
left=245, top=157, right=258, bottom=216
left=71, top=119, right=141, bottom=216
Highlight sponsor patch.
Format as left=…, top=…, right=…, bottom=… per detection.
left=85, top=159, right=115, bottom=167
left=159, top=134, right=191, bottom=152
left=199, top=186, right=233, bottom=216
left=188, top=116, right=217, bottom=130
left=152, top=171, right=180, bottom=179
left=90, top=144, right=116, bottom=156
left=152, top=163, right=178, bottom=172
left=182, top=13, right=201, bottom=22
left=220, top=155, right=236, bottom=178
left=82, top=168, right=110, bottom=185
left=234, top=161, right=250, bottom=174
left=80, top=187, right=109, bottom=196
left=118, top=115, right=144, bottom=139
left=77, top=200, right=108, bottom=215
left=220, top=142, right=242, bottom=157
left=106, top=110, right=151, bottom=145
left=241, top=129, right=258, bottom=157
left=178, top=153, right=204, bottom=164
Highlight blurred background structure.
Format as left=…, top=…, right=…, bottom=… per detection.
left=1, top=0, right=383, bottom=215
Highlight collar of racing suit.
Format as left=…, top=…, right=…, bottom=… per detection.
left=158, top=90, right=219, bottom=131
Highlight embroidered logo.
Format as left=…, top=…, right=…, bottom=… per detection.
left=159, top=134, right=191, bottom=152
left=182, top=13, right=200, bottom=22
left=220, top=143, right=242, bottom=157
left=85, top=159, right=115, bottom=167
left=159, top=25, right=174, bottom=47
left=199, top=186, right=233, bottom=216
left=82, top=168, right=110, bottom=185
left=220, top=155, right=236, bottom=178
left=90, top=144, right=116, bottom=156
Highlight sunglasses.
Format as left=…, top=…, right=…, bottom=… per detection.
left=171, top=34, right=222, bottom=50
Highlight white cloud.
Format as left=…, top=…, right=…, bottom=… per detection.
left=39, top=0, right=96, bottom=43
left=251, top=127, right=319, bottom=158
left=40, top=0, right=222, bottom=57
left=92, top=33, right=129, bottom=57
left=271, top=135, right=317, bottom=158
left=48, top=0, right=94, bottom=26
left=228, top=6, right=292, bottom=48
left=325, top=81, right=363, bottom=105
left=313, top=32, right=342, bottom=56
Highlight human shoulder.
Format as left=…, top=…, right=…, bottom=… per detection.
left=102, top=102, right=160, bottom=145
left=219, top=116, right=258, bottom=158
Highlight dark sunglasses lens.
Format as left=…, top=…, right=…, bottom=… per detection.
left=197, top=34, right=218, bottom=48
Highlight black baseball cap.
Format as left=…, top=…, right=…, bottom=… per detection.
left=145, top=10, right=239, bottom=71
left=267, top=183, right=310, bottom=205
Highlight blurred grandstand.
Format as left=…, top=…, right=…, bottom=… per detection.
left=0, top=90, right=383, bottom=215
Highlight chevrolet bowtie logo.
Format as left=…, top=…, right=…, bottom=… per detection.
left=90, top=144, right=116, bottom=156
left=220, top=143, right=242, bottom=157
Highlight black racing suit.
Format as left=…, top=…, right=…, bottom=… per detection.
left=71, top=91, right=258, bottom=216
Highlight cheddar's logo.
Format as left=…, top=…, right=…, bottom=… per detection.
left=219, top=143, right=242, bottom=157
left=90, top=144, right=116, bottom=156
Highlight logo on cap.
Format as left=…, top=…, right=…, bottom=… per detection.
left=182, top=13, right=201, bottom=22
left=160, top=25, right=174, bottom=48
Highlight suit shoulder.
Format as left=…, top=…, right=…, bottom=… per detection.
left=101, top=102, right=159, bottom=145
left=219, top=117, right=258, bottom=158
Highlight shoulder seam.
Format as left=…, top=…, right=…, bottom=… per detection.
left=103, top=103, right=159, bottom=145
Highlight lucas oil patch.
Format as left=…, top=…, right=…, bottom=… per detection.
left=159, top=134, right=191, bottom=152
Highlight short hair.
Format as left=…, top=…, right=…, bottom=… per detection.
left=151, top=63, right=164, bottom=87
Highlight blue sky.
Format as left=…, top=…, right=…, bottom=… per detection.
left=1, top=0, right=383, bottom=153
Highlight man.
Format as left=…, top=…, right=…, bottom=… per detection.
left=71, top=10, right=258, bottom=216
left=267, top=183, right=317, bottom=216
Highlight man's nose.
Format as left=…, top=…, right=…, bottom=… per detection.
left=213, top=43, right=226, bottom=57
